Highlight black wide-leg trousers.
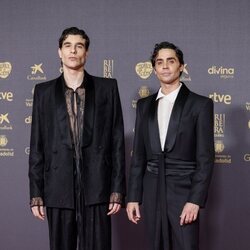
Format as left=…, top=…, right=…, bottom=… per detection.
left=143, top=170, right=199, bottom=250
left=46, top=203, right=111, bottom=250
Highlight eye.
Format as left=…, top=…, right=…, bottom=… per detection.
left=76, top=44, right=85, bottom=49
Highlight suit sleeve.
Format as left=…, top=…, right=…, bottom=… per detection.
left=28, top=85, right=45, bottom=200
left=110, top=80, right=126, bottom=196
left=188, top=98, right=214, bottom=207
left=127, top=99, right=147, bottom=203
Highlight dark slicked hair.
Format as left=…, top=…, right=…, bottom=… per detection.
left=150, top=41, right=184, bottom=68
left=59, top=27, right=90, bottom=50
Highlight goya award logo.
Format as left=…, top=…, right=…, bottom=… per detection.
left=135, top=61, right=153, bottom=79
left=27, top=63, right=46, bottom=81
left=0, top=62, right=12, bottom=79
left=103, top=59, right=114, bottom=78
left=132, top=85, right=150, bottom=109
left=208, top=66, right=234, bottom=79
left=0, top=113, right=13, bottom=130
left=180, top=64, right=191, bottom=82
left=0, top=135, right=14, bottom=157
left=214, top=140, right=231, bottom=164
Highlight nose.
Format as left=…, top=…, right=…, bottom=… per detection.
left=71, top=46, right=76, bottom=54
left=163, top=61, right=169, bottom=69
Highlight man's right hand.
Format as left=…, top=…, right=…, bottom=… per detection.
left=126, top=202, right=141, bottom=224
left=31, top=206, right=45, bottom=221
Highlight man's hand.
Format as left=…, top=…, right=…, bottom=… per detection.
left=126, top=202, right=141, bottom=224
left=107, top=203, right=121, bottom=215
left=180, top=202, right=199, bottom=226
left=31, top=206, right=45, bottom=221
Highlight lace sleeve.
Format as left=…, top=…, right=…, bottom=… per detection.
left=109, top=192, right=123, bottom=204
left=30, top=197, right=44, bottom=207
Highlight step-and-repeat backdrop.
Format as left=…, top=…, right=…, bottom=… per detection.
left=1, top=0, right=250, bottom=249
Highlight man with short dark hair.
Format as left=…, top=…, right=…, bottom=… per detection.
left=29, top=27, right=126, bottom=250
left=127, top=41, right=214, bottom=250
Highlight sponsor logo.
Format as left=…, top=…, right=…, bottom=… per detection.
left=25, top=147, right=30, bottom=155
left=246, top=102, right=250, bottom=111
left=27, top=63, right=47, bottom=81
left=25, top=87, right=35, bottom=107
left=0, top=113, right=13, bottom=130
left=103, top=59, right=114, bottom=78
left=132, top=85, right=151, bottom=109
left=25, top=116, right=32, bottom=124
left=135, top=61, right=153, bottom=79
left=209, top=92, right=231, bottom=104
left=180, top=64, right=191, bottom=82
left=214, top=114, right=225, bottom=137
left=0, top=62, right=12, bottom=79
left=214, top=140, right=231, bottom=164
left=0, top=135, right=14, bottom=157
left=244, top=154, right=250, bottom=161
left=208, top=66, right=234, bottom=79
left=0, top=91, right=14, bottom=102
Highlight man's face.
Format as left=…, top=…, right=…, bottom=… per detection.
left=58, top=34, right=88, bottom=71
left=154, top=48, right=183, bottom=86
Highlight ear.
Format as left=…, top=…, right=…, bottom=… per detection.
left=180, top=64, right=184, bottom=72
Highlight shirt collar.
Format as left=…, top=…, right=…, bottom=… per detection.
left=156, top=83, right=182, bottom=104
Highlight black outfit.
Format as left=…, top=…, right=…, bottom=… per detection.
left=29, top=72, right=125, bottom=250
left=127, top=83, right=214, bottom=250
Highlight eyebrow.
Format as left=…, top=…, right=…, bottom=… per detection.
left=63, top=42, right=85, bottom=46
left=156, top=57, right=176, bottom=61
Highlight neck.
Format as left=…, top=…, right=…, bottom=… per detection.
left=160, top=81, right=181, bottom=95
left=63, top=68, right=84, bottom=91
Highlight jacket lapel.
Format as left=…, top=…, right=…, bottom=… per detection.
left=55, top=75, right=72, bottom=148
left=164, top=83, right=190, bottom=152
left=82, top=71, right=95, bottom=147
left=147, top=94, right=162, bottom=152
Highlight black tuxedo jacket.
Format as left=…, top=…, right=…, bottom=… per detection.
left=128, top=83, right=214, bottom=207
left=29, top=72, right=126, bottom=208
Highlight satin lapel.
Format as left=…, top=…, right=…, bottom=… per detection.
left=164, top=83, right=190, bottom=152
left=82, top=71, right=95, bottom=147
left=147, top=94, right=162, bottom=152
left=55, top=75, right=72, bottom=148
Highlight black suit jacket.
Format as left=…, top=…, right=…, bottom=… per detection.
left=29, top=72, right=126, bottom=208
left=128, top=83, right=214, bottom=207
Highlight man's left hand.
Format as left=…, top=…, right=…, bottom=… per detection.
left=180, top=202, right=199, bottom=226
left=107, top=203, right=121, bottom=215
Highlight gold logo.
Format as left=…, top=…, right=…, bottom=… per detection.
left=0, top=62, right=12, bottom=79
left=180, top=64, right=191, bottom=82
left=31, top=63, right=44, bottom=74
left=135, top=61, right=153, bottom=79
left=0, top=135, right=8, bottom=147
left=246, top=102, right=250, bottom=111
left=209, top=92, right=231, bottom=105
left=0, top=91, right=14, bottom=102
left=244, top=154, right=250, bottom=161
left=215, top=140, right=224, bottom=153
left=0, top=113, right=10, bottom=124
left=27, top=63, right=46, bottom=81
left=214, top=114, right=225, bottom=137
left=25, top=116, right=32, bottom=124
left=208, top=66, right=234, bottom=79
left=103, top=60, right=114, bottom=78
left=25, top=147, right=30, bottom=155
left=138, top=85, right=150, bottom=98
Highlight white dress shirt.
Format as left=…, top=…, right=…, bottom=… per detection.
left=156, top=83, right=182, bottom=150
